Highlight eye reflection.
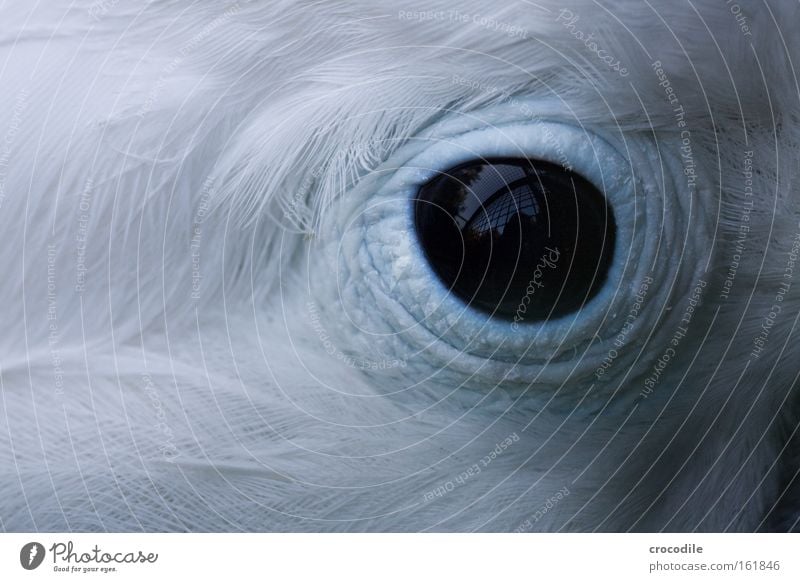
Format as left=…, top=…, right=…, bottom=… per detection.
left=413, top=158, right=616, bottom=321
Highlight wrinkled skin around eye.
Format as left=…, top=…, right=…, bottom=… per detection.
left=0, top=0, right=799, bottom=533
left=310, top=115, right=707, bottom=391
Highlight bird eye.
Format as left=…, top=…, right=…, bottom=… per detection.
left=413, top=157, right=616, bottom=321
left=311, top=114, right=709, bottom=383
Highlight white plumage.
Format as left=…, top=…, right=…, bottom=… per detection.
left=0, top=0, right=798, bottom=531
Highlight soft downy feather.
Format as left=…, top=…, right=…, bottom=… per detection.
left=0, top=0, right=799, bottom=531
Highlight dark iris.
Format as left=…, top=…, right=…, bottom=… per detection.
left=413, top=157, right=615, bottom=322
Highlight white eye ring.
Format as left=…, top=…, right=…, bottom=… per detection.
left=313, top=115, right=714, bottom=389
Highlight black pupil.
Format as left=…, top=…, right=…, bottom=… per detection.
left=413, top=157, right=616, bottom=322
